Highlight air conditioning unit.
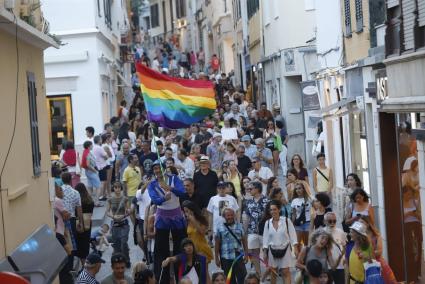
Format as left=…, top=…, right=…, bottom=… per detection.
left=4, top=0, right=15, bottom=9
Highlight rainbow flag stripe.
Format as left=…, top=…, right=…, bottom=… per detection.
left=136, top=63, right=216, bottom=129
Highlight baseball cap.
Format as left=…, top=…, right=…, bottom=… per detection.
left=111, top=253, right=127, bottom=264
left=217, top=181, right=227, bottom=188
left=241, top=135, right=251, bottom=142
left=151, top=160, right=162, bottom=169
left=86, top=252, right=105, bottom=265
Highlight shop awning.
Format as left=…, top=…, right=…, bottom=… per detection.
left=379, top=96, right=425, bottom=112
left=320, top=97, right=357, bottom=117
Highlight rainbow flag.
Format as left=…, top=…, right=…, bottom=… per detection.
left=136, top=63, right=216, bottom=129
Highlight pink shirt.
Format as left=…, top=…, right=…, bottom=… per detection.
left=54, top=197, right=65, bottom=235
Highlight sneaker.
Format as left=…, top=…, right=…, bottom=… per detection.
left=99, top=196, right=107, bottom=201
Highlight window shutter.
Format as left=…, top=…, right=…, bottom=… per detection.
left=402, top=0, right=417, bottom=50
left=418, top=0, right=425, bottom=27
left=355, top=0, right=363, bottom=32
left=344, top=0, right=352, bottom=36
left=27, top=72, right=41, bottom=177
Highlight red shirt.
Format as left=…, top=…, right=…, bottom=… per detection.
left=80, top=149, right=90, bottom=169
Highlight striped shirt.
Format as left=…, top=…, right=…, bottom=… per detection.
left=76, top=269, right=99, bottom=284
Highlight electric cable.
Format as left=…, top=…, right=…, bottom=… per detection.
left=0, top=13, right=19, bottom=189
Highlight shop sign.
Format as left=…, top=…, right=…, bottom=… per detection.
left=300, top=80, right=320, bottom=111
left=376, top=76, right=388, bottom=102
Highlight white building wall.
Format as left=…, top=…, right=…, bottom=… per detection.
left=43, top=0, right=127, bottom=146
left=262, top=0, right=315, bottom=57
left=315, top=0, right=343, bottom=69
left=44, top=34, right=104, bottom=145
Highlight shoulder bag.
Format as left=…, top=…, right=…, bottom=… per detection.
left=111, top=197, right=128, bottom=227
left=316, top=167, right=329, bottom=182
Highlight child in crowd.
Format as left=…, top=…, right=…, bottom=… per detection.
left=90, top=223, right=110, bottom=254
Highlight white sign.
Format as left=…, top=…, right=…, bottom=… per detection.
left=221, top=127, right=238, bottom=141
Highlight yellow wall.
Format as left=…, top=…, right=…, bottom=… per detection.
left=343, top=0, right=370, bottom=64
left=248, top=12, right=261, bottom=63
left=0, top=30, right=53, bottom=258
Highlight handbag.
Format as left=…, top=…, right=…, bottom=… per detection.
left=111, top=197, right=127, bottom=227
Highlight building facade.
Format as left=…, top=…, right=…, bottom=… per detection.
left=0, top=1, right=62, bottom=280
left=43, top=0, right=131, bottom=155
left=260, top=0, right=317, bottom=165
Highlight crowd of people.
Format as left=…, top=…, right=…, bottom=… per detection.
left=50, top=37, right=400, bottom=284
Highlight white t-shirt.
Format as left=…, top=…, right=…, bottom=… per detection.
left=290, top=198, right=311, bottom=222
left=207, top=194, right=239, bottom=233
left=175, top=157, right=195, bottom=179
left=135, top=189, right=151, bottom=220
left=248, top=167, right=274, bottom=195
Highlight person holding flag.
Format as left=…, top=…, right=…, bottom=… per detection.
left=147, top=160, right=187, bottom=283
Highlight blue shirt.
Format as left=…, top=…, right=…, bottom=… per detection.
left=215, top=222, right=245, bottom=260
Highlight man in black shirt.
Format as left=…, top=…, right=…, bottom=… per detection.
left=130, top=138, right=144, bottom=160
left=179, top=178, right=201, bottom=206
left=140, top=140, right=157, bottom=175
left=193, top=156, right=218, bottom=210
left=237, top=145, right=252, bottom=177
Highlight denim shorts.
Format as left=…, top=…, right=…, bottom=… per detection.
left=86, top=170, right=101, bottom=189
left=295, top=221, right=310, bottom=232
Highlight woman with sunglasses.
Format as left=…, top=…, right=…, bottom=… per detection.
left=324, top=212, right=346, bottom=284
left=106, top=181, right=131, bottom=267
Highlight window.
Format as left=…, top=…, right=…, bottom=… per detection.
left=355, top=0, right=363, bottom=32
left=176, top=0, right=186, bottom=18
left=27, top=72, right=41, bottom=177
left=47, top=96, right=74, bottom=159
left=104, top=0, right=112, bottom=29
left=150, top=4, right=159, bottom=28
left=344, top=0, right=352, bottom=37
left=247, top=0, right=259, bottom=19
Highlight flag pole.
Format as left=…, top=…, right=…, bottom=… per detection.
left=137, top=68, right=166, bottom=178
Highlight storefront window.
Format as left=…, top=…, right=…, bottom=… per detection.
left=350, top=112, right=370, bottom=193
left=46, top=95, right=74, bottom=160
left=397, top=113, right=422, bottom=283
